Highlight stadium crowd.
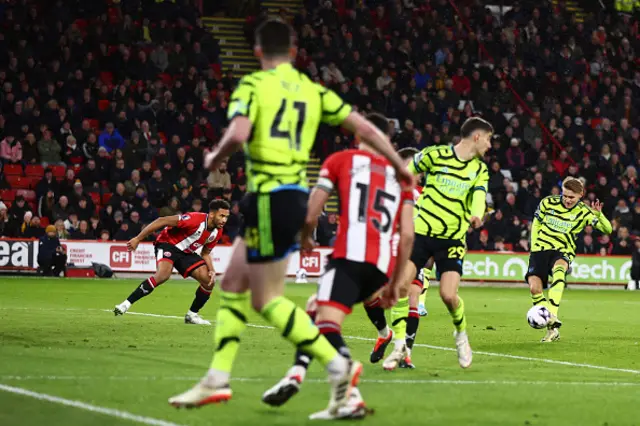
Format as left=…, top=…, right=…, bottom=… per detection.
left=0, top=0, right=638, bottom=257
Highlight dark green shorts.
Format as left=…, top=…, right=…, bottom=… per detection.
left=240, top=189, right=308, bottom=263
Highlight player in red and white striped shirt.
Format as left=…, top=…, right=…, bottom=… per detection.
left=113, top=200, right=230, bottom=325
left=262, top=113, right=415, bottom=412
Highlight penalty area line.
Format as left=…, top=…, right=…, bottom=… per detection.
left=0, top=383, right=186, bottom=426
left=105, top=309, right=640, bottom=376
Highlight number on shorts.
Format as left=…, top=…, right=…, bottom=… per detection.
left=447, top=246, right=466, bottom=259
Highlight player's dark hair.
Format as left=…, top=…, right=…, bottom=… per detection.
left=255, top=19, right=294, bottom=57
left=366, top=112, right=390, bottom=135
left=209, top=199, right=231, bottom=212
left=397, top=147, right=419, bottom=160
left=460, top=117, right=494, bottom=138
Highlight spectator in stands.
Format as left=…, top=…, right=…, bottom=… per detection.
left=22, top=134, right=39, bottom=165
left=38, top=131, right=63, bottom=167
left=82, top=133, right=99, bottom=161
left=207, top=160, right=231, bottom=197
left=70, top=220, right=93, bottom=240
left=53, top=219, right=69, bottom=240
left=0, top=202, right=9, bottom=237
left=613, top=226, right=633, bottom=255
left=37, top=225, right=67, bottom=277
left=0, top=136, right=22, bottom=165
left=8, top=195, right=31, bottom=228
left=316, top=213, right=338, bottom=247
left=78, top=159, right=101, bottom=190
left=98, top=122, right=125, bottom=153
left=23, top=215, right=44, bottom=239
left=579, top=233, right=600, bottom=254
left=159, top=196, right=180, bottom=217
left=53, top=195, right=73, bottom=223
left=64, top=213, right=80, bottom=233
left=38, top=190, right=57, bottom=222
left=125, top=170, right=147, bottom=197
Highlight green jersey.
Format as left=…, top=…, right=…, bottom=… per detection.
left=408, top=145, right=489, bottom=240
left=227, top=63, right=352, bottom=193
left=532, top=195, right=612, bottom=260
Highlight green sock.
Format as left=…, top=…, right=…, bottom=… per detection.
left=210, top=291, right=250, bottom=373
left=390, top=297, right=409, bottom=341
left=531, top=292, right=549, bottom=309
left=261, top=296, right=338, bottom=366
left=548, top=265, right=567, bottom=317
left=449, top=296, right=467, bottom=332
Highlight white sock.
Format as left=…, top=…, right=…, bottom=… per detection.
left=326, top=354, right=349, bottom=380
left=377, top=326, right=390, bottom=339
left=121, top=300, right=131, bottom=309
left=287, top=365, right=307, bottom=382
left=203, top=368, right=230, bottom=387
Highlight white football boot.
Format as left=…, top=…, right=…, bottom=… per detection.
left=185, top=311, right=211, bottom=325
left=454, top=330, right=472, bottom=368
left=113, top=301, right=131, bottom=316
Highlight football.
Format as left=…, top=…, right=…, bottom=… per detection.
left=527, top=305, right=551, bottom=329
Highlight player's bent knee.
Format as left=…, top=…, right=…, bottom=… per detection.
left=554, top=259, right=569, bottom=270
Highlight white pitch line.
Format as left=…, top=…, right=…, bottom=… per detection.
left=9, top=307, right=640, bottom=376
left=2, top=376, right=640, bottom=387
left=0, top=383, right=186, bottom=426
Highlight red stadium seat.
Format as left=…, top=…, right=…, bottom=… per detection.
left=40, top=217, right=50, bottom=228
left=28, top=176, right=40, bottom=189
left=102, top=193, right=113, bottom=205
left=7, top=175, right=30, bottom=189
left=100, top=71, right=114, bottom=84
left=98, top=99, right=110, bottom=111
left=88, top=119, right=100, bottom=129
left=51, top=165, right=67, bottom=179
left=0, top=189, right=17, bottom=202
left=159, top=73, right=173, bottom=86
left=25, top=164, right=44, bottom=177
left=3, top=164, right=23, bottom=176
left=90, top=192, right=102, bottom=206
left=16, top=189, right=36, bottom=202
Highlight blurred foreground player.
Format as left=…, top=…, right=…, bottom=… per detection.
left=262, top=113, right=415, bottom=419
left=113, top=200, right=230, bottom=324
left=168, top=20, right=412, bottom=417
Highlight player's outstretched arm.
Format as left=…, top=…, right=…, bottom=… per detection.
left=204, top=116, right=252, bottom=171
left=381, top=202, right=414, bottom=308
left=341, top=111, right=414, bottom=186
left=127, top=215, right=180, bottom=251
left=300, top=187, right=331, bottom=252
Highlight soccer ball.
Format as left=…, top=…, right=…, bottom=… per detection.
left=526, top=305, right=551, bottom=329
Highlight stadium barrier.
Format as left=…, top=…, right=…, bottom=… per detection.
left=0, top=239, right=631, bottom=286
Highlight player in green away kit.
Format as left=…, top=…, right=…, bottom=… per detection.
left=526, top=177, right=612, bottom=342
left=383, top=117, right=492, bottom=370
left=168, top=19, right=413, bottom=417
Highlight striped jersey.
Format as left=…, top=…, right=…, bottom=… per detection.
left=408, top=145, right=489, bottom=240
left=227, top=63, right=352, bottom=193
left=532, top=195, right=612, bottom=260
left=156, top=213, right=221, bottom=253
left=316, top=149, right=414, bottom=277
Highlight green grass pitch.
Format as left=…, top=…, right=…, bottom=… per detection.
left=1, top=278, right=640, bottom=426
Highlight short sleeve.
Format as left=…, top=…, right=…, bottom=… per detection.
left=204, top=232, right=220, bottom=250
left=534, top=199, right=547, bottom=222
left=408, top=146, right=437, bottom=175
left=316, top=152, right=342, bottom=193
left=177, top=214, right=194, bottom=228
left=472, top=162, right=489, bottom=193
left=320, top=88, right=352, bottom=126
left=227, top=77, right=258, bottom=123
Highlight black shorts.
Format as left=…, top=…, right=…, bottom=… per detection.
left=155, top=242, right=206, bottom=278
left=410, top=234, right=465, bottom=276
left=525, top=250, right=570, bottom=287
left=240, top=189, right=308, bottom=263
left=316, top=258, right=388, bottom=314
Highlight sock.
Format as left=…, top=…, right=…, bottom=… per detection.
left=317, top=320, right=350, bottom=358
left=126, top=277, right=157, bottom=304
left=390, top=297, right=409, bottom=346
left=261, top=296, right=338, bottom=367
left=189, top=285, right=211, bottom=313
left=209, top=291, right=250, bottom=376
left=364, top=297, right=389, bottom=338
left=405, top=305, right=420, bottom=350
left=531, top=292, right=549, bottom=309
left=449, top=296, right=467, bottom=333
left=291, top=306, right=317, bottom=377
left=548, top=265, right=567, bottom=317
left=419, top=268, right=431, bottom=306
